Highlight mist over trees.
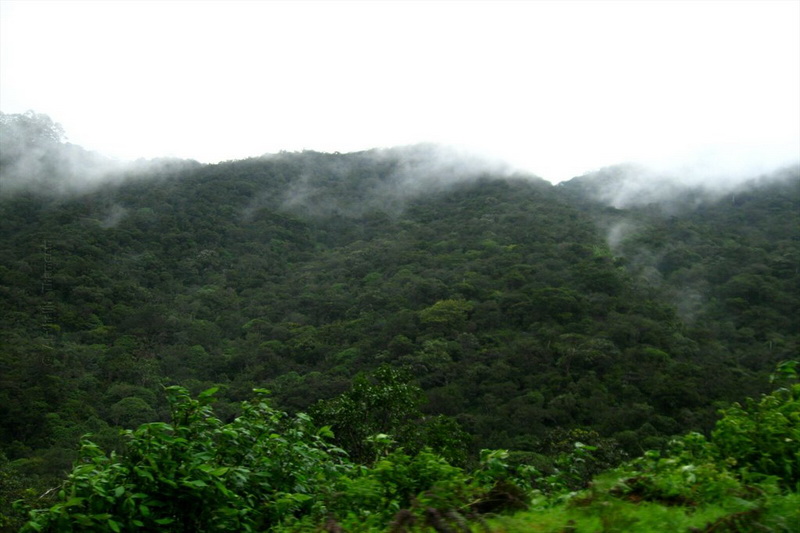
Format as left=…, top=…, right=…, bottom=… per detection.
left=0, top=111, right=201, bottom=197
left=1, top=113, right=798, bottom=531
left=1, top=111, right=112, bottom=195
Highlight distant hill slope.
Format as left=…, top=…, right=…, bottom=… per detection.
left=1, top=117, right=798, bottom=483
left=559, top=164, right=799, bottom=366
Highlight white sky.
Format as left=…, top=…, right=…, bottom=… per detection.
left=1, top=0, right=798, bottom=183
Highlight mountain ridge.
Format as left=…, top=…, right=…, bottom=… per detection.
left=1, top=114, right=798, bottom=530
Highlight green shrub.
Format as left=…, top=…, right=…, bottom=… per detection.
left=21, top=386, right=348, bottom=532
left=20, top=387, right=531, bottom=532
left=711, top=365, right=800, bottom=487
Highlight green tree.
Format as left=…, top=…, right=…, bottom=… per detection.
left=419, top=299, right=473, bottom=335
left=21, top=386, right=347, bottom=532
left=711, top=361, right=800, bottom=487
left=310, top=365, right=469, bottom=465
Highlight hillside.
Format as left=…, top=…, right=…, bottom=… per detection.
left=1, top=113, right=798, bottom=531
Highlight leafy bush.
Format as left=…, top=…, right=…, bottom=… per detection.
left=609, top=362, right=800, bottom=522
left=20, top=387, right=530, bottom=532
left=613, top=433, right=743, bottom=506
left=21, top=386, right=348, bottom=532
left=711, top=362, right=800, bottom=487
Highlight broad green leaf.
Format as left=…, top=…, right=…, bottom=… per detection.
left=63, top=497, right=85, bottom=508
left=199, top=386, right=220, bottom=398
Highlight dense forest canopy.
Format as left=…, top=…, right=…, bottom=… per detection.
left=1, top=112, right=798, bottom=531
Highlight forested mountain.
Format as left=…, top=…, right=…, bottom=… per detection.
left=1, top=113, right=798, bottom=531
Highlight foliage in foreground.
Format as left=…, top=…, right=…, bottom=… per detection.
left=17, top=386, right=527, bottom=532
left=490, top=366, right=800, bottom=532
left=18, top=362, right=800, bottom=532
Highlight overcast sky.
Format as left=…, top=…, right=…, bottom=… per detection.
left=1, top=0, right=798, bottom=183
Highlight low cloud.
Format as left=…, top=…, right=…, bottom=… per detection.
left=1, top=111, right=122, bottom=196
left=267, top=144, right=523, bottom=219
left=0, top=111, right=200, bottom=197
left=565, top=160, right=799, bottom=210
left=99, top=204, right=129, bottom=229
